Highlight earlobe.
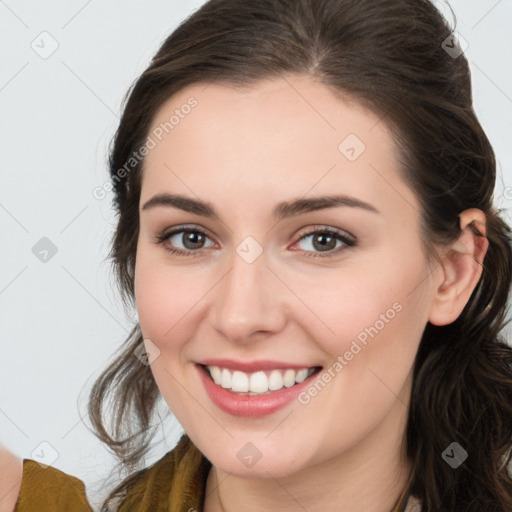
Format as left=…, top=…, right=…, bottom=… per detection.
left=428, top=209, right=489, bottom=326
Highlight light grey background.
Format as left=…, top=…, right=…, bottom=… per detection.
left=1, top=0, right=511, bottom=509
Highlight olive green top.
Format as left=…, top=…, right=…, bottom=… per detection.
left=14, top=434, right=417, bottom=511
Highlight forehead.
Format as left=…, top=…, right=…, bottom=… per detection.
left=147, top=75, right=392, bottom=156
left=140, top=74, right=419, bottom=220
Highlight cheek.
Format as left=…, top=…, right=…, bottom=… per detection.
left=289, top=253, right=429, bottom=450
left=292, top=248, right=430, bottom=364
left=134, top=258, right=202, bottom=412
left=134, top=255, right=195, bottom=345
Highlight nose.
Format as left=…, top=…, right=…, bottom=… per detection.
left=209, top=247, right=287, bottom=345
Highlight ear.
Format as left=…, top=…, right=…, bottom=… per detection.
left=428, top=208, right=489, bottom=326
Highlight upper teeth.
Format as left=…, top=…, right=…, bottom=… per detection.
left=206, top=366, right=315, bottom=394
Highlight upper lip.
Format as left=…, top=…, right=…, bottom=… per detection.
left=198, top=358, right=320, bottom=373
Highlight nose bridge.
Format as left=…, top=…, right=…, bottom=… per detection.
left=210, top=242, right=285, bottom=342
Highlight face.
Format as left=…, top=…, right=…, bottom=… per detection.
left=134, top=74, right=437, bottom=478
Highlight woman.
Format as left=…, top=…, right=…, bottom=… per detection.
left=9, top=0, right=512, bottom=510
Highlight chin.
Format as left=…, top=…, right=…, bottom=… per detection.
left=199, top=436, right=314, bottom=479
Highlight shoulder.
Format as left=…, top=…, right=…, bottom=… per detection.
left=13, top=457, right=92, bottom=512
left=114, top=434, right=212, bottom=512
left=0, top=446, right=23, bottom=512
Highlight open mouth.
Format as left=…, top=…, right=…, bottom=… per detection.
left=199, top=364, right=322, bottom=396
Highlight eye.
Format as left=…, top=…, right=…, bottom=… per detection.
left=292, top=226, right=356, bottom=258
left=154, top=225, right=357, bottom=259
left=154, top=225, right=215, bottom=257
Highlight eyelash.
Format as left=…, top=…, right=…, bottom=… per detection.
left=153, top=225, right=357, bottom=259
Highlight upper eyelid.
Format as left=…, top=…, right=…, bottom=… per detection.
left=162, top=224, right=214, bottom=242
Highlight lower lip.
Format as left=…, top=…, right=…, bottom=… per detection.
left=196, top=364, right=320, bottom=418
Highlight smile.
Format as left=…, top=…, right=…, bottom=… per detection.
left=203, top=365, right=319, bottom=395
left=196, top=359, right=323, bottom=417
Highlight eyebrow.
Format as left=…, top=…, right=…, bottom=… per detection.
left=141, top=193, right=380, bottom=220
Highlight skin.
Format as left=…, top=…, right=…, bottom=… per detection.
left=134, top=74, right=488, bottom=512
left=0, top=446, right=23, bottom=512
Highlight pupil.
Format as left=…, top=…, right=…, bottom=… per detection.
left=313, top=233, right=335, bottom=251
left=185, top=231, right=203, bottom=249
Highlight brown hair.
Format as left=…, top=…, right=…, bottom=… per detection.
left=88, top=0, right=512, bottom=509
